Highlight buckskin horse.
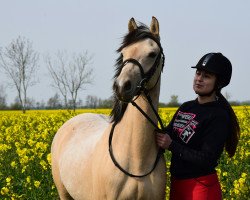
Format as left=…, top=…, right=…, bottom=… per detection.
left=51, top=16, right=167, bottom=200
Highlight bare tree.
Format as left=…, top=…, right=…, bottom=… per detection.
left=46, top=53, right=68, bottom=108
left=0, top=85, right=7, bottom=109
left=46, top=51, right=93, bottom=111
left=47, top=93, right=62, bottom=109
left=0, top=36, right=39, bottom=113
left=167, top=95, right=180, bottom=107
left=85, top=95, right=99, bottom=108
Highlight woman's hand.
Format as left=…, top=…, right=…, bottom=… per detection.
left=155, top=131, right=173, bottom=149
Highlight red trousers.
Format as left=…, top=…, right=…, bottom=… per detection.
left=169, top=173, right=222, bottom=200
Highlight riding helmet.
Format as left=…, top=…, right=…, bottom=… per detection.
left=191, top=52, right=232, bottom=88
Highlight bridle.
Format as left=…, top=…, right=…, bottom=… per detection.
left=109, top=35, right=166, bottom=178
left=122, top=52, right=161, bottom=93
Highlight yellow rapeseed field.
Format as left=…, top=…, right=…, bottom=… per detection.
left=0, top=107, right=249, bottom=199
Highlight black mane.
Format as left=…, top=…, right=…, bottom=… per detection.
left=110, top=23, right=161, bottom=123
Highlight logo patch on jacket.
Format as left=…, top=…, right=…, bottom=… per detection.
left=173, top=111, right=198, bottom=143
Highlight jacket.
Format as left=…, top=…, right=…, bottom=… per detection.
left=166, top=98, right=231, bottom=179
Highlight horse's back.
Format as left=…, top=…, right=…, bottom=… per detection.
left=51, top=113, right=110, bottom=199
left=52, top=113, right=109, bottom=156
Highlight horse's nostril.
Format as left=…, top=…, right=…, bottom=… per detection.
left=124, top=81, right=132, bottom=92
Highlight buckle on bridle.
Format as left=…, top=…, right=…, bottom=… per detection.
left=137, top=78, right=147, bottom=90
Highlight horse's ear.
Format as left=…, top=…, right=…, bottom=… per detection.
left=128, top=18, right=137, bottom=32
left=150, top=16, right=159, bottom=37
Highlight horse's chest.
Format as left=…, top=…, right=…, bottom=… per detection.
left=119, top=181, right=153, bottom=199
left=101, top=174, right=162, bottom=199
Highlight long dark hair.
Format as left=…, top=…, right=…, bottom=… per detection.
left=216, top=90, right=240, bottom=157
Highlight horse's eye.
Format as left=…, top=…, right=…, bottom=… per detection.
left=148, top=52, right=157, bottom=58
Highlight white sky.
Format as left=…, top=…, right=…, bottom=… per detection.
left=1, top=0, right=249, bottom=104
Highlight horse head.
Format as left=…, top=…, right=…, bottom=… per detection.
left=111, top=17, right=165, bottom=122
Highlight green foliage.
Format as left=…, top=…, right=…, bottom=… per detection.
left=0, top=107, right=249, bottom=199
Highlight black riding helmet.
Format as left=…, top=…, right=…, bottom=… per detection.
left=191, top=52, right=232, bottom=89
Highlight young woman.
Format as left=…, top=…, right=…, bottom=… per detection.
left=156, top=52, right=240, bottom=200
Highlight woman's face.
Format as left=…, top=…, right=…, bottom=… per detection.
left=193, top=69, right=217, bottom=96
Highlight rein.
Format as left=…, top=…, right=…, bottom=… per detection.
left=109, top=36, right=166, bottom=178
left=109, top=122, right=163, bottom=178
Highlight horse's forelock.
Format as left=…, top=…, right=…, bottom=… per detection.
left=117, top=25, right=159, bottom=53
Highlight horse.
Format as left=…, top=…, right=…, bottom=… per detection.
left=51, top=16, right=167, bottom=200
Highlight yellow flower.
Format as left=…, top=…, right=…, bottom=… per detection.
left=238, top=177, right=245, bottom=185
left=22, top=166, right=27, bottom=173
left=234, top=188, right=240, bottom=195
left=241, top=172, right=247, bottom=178
left=10, top=161, right=16, bottom=168
left=34, top=180, right=41, bottom=188
left=28, top=139, right=35, bottom=147
left=217, top=168, right=221, bottom=175
left=1, top=187, right=9, bottom=195
left=20, top=155, right=29, bottom=165
left=6, top=177, right=11, bottom=186
left=47, top=153, right=51, bottom=165
left=6, top=177, right=11, bottom=183
left=222, top=172, right=228, bottom=177
left=40, top=160, right=47, bottom=170
left=26, top=176, right=31, bottom=183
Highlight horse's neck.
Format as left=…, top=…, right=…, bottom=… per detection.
left=113, top=85, right=160, bottom=172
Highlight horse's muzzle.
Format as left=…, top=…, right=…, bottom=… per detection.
left=113, top=80, right=139, bottom=103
